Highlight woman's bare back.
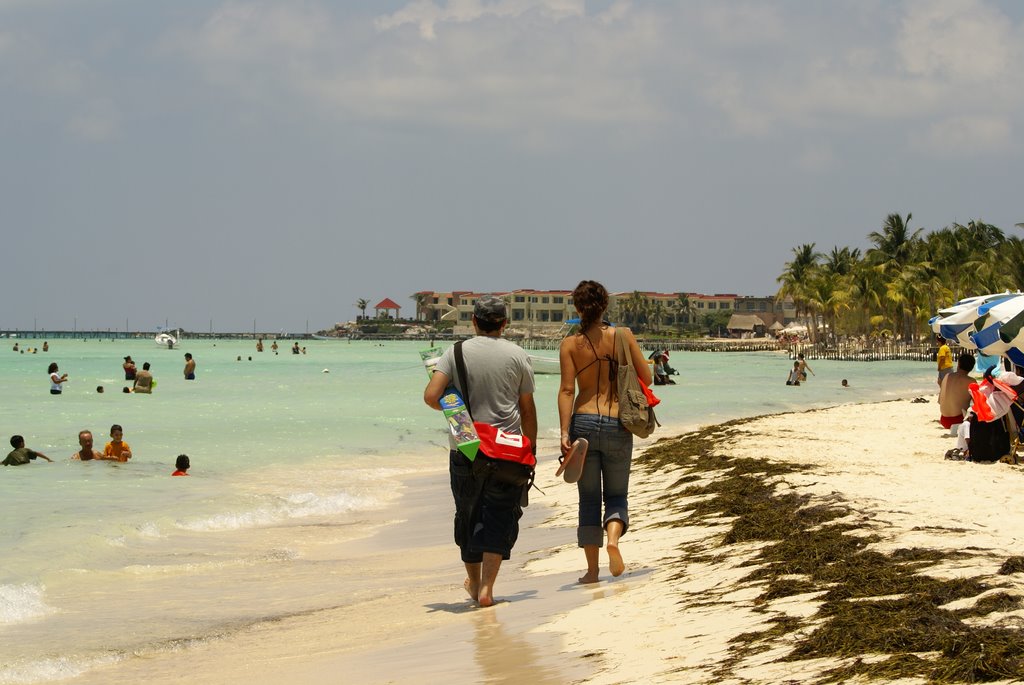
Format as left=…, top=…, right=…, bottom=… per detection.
left=561, top=326, right=620, bottom=418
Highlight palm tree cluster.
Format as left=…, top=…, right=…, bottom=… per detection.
left=776, top=214, right=1024, bottom=343
left=610, top=292, right=699, bottom=335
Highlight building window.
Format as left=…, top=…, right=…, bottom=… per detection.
left=553, top=296, right=563, bottom=304
left=514, top=296, right=525, bottom=303
left=746, top=302, right=755, bottom=310
left=541, top=297, right=549, bottom=304
left=539, top=311, right=550, bottom=322
left=529, top=297, right=538, bottom=303
left=512, top=309, right=524, bottom=321
left=720, top=303, right=730, bottom=310
left=708, top=302, right=717, bottom=309
left=552, top=311, right=563, bottom=322
left=697, top=302, right=705, bottom=309
left=759, top=302, right=767, bottom=311
left=460, top=312, right=471, bottom=321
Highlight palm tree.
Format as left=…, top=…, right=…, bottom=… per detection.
left=1002, top=237, right=1024, bottom=291
left=410, top=292, right=432, bottom=322
left=356, top=298, right=369, bottom=321
left=673, top=293, right=695, bottom=333
left=650, top=300, right=666, bottom=333
left=626, top=291, right=649, bottom=331
left=866, top=213, right=924, bottom=340
left=777, top=243, right=822, bottom=339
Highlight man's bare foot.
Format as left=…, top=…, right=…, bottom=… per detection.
left=464, top=578, right=479, bottom=601
left=608, top=544, right=625, bottom=577
left=477, top=586, right=495, bottom=607
left=577, top=571, right=599, bottom=584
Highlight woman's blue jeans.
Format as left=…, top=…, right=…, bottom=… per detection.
left=569, top=413, right=633, bottom=548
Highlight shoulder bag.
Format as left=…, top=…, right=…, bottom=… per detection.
left=614, top=329, right=659, bottom=438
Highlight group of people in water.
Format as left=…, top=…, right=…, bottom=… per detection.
left=785, top=353, right=815, bottom=385
left=255, top=338, right=305, bottom=355
left=12, top=341, right=48, bottom=354
left=41, top=352, right=197, bottom=396
left=3, top=424, right=190, bottom=475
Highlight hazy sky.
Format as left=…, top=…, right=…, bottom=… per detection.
left=3, top=0, right=1024, bottom=332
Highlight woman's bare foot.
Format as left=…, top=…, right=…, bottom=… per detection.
left=577, top=571, right=599, bottom=584
left=464, top=578, right=479, bottom=601
left=607, top=544, right=625, bottom=577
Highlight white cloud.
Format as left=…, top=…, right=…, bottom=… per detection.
left=912, top=114, right=1011, bottom=155
left=161, top=0, right=1024, bottom=156
left=170, top=0, right=668, bottom=138
left=374, top=0, right=585, bottom=40
left=796, top=142, right=836, bottom=172
left=899, top=0, right=1014, bottom=81
left=66, top=97, right=120, bottom=141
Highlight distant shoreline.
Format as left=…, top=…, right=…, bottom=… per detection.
left=3, top=331, right=938, bottom=361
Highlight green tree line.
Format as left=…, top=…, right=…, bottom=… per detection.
left=777, top=213, right=1024, bottom=344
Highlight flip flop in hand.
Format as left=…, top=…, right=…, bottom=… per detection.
left=555, top=438, right=589, bottom=483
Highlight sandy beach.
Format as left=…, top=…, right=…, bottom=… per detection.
left=71, top=397, right=1024, bottom=684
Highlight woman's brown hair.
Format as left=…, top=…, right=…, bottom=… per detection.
left=572, top=280, right=609, bottom=331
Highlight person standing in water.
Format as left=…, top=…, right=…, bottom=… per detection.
left=133, top=362, right=154, bottom=394
left=123, top=356, right=137, bottom=381
left=183, top=353, right=196, bottom=380
left=48, top=363, right=68, bottom=395
left=557, top=280, right=651, bottom=583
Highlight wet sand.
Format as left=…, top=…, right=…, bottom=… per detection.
left=75, top=398, right=1024, bottom=684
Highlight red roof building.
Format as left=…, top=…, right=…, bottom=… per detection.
left=373, top=298, right=402, bottom=318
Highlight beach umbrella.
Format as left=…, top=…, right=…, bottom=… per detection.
left=966, top=294, right=1024, bottom=358
left=975, top=305, right=1024, bottom=367
left=930, top=292, right=1021, bottom=348
left=929, top=294, right=1000, bottom=333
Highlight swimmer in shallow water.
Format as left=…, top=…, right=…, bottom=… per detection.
left=4, top=435, right=53, bottom=466
left=172, top=454, right=190, bottom=476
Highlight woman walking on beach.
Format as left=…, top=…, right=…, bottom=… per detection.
left=558, top=280, right=652, bottom=583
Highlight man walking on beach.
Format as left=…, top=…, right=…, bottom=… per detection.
left=423, top=295, right=537, bottom=607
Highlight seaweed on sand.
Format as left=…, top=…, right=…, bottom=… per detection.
left=647, top=417, right=1024, bottom=683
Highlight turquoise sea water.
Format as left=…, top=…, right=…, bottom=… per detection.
left=0, top=338, right=936, bottom=683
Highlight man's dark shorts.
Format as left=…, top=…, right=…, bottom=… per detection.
left=449, top=450, right=523, bottom=563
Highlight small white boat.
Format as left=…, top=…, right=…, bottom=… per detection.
left=528, top=354, right=560, bottom=375
left=155, top=330, right=179, bottom=348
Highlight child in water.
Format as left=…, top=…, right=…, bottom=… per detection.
left=172, top=454, right=190, bottom=476
left=4, top=435, right=54, bottom=466
left=786, top=361, right=801, bottom=386
left=104, top=424, right=133, bottom=462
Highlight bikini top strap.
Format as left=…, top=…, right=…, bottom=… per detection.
left=574, top=328, right=617, bottom=382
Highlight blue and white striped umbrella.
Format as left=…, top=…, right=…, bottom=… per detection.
left=930, top=292, right=1021, bottom=348
left=970, top=298, right=1024, bottom=366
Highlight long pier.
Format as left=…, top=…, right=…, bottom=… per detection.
left=0, top=330, right=313, bottom=341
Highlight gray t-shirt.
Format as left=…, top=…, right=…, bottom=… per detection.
left=435, top=336, right=535, bottom=450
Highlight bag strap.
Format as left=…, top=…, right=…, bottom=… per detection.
left=614, top=328, right=634, bottom=371
left=453, top=340, right=473, bottom=418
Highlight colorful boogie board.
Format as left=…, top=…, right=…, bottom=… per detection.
left=421, top=347, right=480, bottom=461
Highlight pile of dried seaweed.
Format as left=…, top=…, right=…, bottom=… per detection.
left=642, top=417, right=1024, bottom=683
